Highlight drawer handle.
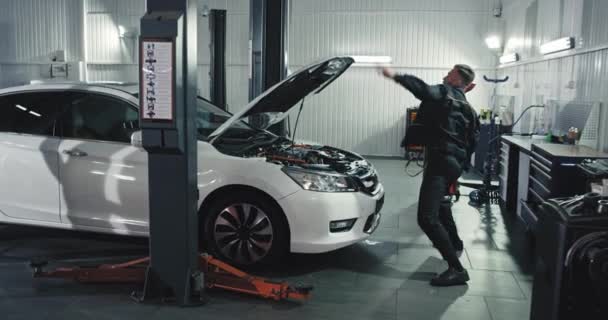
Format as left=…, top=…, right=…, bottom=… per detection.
left=531, top=151, right=552, bottom=167
left=530, top=157, right=551, bottom=174
left=530, top=163, right=552, bottom=182
left=529, top=176, right=551, bottom=195
left=529, top=188, right=545, bottom=203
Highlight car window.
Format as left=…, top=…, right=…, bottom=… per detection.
left=0, top=92, right=65, bottom=136
left=61, top=93, right=139, bottom=143
left=195, top=97, right=256, bottom=138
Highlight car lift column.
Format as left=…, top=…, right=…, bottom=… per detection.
left=138, top=0, right=200, bottom=305
left=249, top=0, right=289, bottom=135
left=209, top=9, right=227, bottom=110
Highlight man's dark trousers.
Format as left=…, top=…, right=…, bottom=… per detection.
left=417, top=154, right=464, bottom=270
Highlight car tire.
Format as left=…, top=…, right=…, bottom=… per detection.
left=200, top=191, right=288, bottom=267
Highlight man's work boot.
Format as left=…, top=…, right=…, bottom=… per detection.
left=430, top=267, right=469, bottom=287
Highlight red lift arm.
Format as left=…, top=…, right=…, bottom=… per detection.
left=31, top=254, right=312, bottom=302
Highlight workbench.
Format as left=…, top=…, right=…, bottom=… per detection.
left=499, top=135, right=608, bottom=232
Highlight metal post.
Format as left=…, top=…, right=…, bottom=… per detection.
left=137, top=0, right=201, bottom=305
left=249, top=0, right=265, bottom=102
left=209, top=9, right=227, bottom=110
left=249, top=0, right=289, bottom=136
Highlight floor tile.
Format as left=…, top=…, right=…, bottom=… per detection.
left=512, top=273, right=534, bottom=299
left=397, top=247, right=472, bottom=269
left=466, top=248, right=527, bottom=273
left=485, top=297, right=532, bottom=320
left=397, top=291, right=492, bottom=320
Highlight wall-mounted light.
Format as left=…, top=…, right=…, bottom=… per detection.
left=485, top=35, right=502, bottom=50
left=499, top=53, right=519, bottom=64
left=118, top=25, right=138, bottom=39
left=540, top=37, right=575, bottom=55
left=351, top=55, right=393, bottom=66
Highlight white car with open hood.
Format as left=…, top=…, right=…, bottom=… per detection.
left=0, top=57, right=384, bottom=266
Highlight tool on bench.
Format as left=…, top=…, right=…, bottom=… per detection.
left=30, top=253, right=312, bottom=302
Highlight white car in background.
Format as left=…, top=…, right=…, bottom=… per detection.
left=0, top=57, right=384, bottom=266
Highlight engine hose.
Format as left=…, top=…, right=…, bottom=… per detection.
left=268, top=156, right=307, bottom=164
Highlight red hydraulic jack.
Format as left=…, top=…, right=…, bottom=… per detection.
left=30, top=253, right=312, bottom=302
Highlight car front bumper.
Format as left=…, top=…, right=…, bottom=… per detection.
left=278, top=183, right=385, bottom=254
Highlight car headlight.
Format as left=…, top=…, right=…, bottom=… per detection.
left=283, top=168, right=358, bottom=192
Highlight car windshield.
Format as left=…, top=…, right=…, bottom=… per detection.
left=195, top=97, right=257, bottom=139
left=132, top=92, right=257, bottom=140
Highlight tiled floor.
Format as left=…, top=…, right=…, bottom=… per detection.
left=0, top=159, right=534, bottom=320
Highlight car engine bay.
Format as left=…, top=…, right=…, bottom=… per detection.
left=222, top=137, right=363, bottom=171
left=214, top=137, right=380, bottom=194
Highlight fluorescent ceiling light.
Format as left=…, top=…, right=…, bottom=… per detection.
left=15, top=104, right=27, bottom=111
left=351, top=56, right=393, bottom=66
left=540, top=37, right=574, bottom=55
left=29, top=111, right=41, bottom=117
left=499, top=53, right=519, bottom=64
left=485, top=36, right=502, bottom=50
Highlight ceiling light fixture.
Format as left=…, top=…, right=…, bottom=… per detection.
left=499, top=53, right=519, bottom=64
left=351, top=56, right=393, bottom=66
left=485, top=35, right=502, bottom=50
left=540, top=37, right=575, bottom=55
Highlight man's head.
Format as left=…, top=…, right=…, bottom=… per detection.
left=443, top=64, right=475, bottom=88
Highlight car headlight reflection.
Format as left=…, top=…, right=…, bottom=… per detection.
left=283, top=168, right=358, bottom=192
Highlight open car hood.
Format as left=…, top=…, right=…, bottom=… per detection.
left=209, top=56, right=354, bottom=140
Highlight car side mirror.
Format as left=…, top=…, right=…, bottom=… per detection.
left=131, top=130, right=143, bottom=148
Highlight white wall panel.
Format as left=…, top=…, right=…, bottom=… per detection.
left=87, top=0, right=117, bottom=13
left=292, top=0, right=491, bottom=13
left=289, top=0, right=497, bottom=156
left=0, top=0, right=83, bottom=62
left=87, top=64, right=139, bottom=82
left=86, top=14, right=123, bottom=63
left=0, top=0, right=83, bottom=87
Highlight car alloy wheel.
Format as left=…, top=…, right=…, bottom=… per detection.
left=213, top=203, right=274, bottom=265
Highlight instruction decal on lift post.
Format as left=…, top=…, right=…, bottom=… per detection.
left=140, top=39, right=174, bottom=122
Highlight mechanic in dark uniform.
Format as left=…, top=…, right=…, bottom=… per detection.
left=381, top=64, right=479, bottom=286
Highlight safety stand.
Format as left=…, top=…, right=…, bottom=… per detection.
left=464, top=75, right=509, bottom=207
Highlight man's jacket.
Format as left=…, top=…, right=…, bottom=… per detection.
left=394, top=74, right=479, bottom=175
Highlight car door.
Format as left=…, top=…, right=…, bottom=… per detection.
left=0, top=92, right=66, bottom=223
left=57, top=90, right=149, bottom=233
